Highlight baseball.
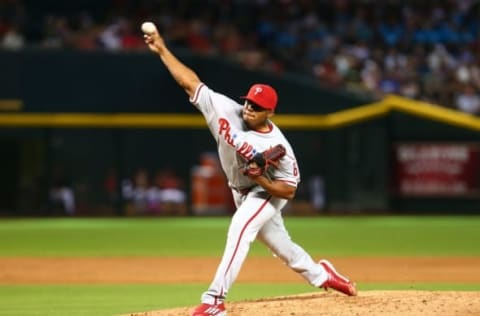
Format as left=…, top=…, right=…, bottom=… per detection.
left=141, top=22, right=157, bottom=34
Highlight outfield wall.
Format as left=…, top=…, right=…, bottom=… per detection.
left=0, top=51, right=478, bottom=215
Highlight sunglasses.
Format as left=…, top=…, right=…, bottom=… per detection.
left=245, top=101, right=267, bottom=112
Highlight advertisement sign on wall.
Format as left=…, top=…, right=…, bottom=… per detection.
left=392, top=143, right=480, bottom=196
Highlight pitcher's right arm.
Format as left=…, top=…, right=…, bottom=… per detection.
left=143, top=24, right=201, bottom=99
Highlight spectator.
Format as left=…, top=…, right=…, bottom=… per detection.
left=41, top=16, right=73, bottom=49
left=1, top=25, right=24, bottom=50
left=3, top=0, right=480, bottom=109
left=48, top=165, right=75, bottom=216
left=455, top=84, right=480, bottom=115
left=128, top=168, right=150, bottom=216
left=152, top=167, right=187, bottom=216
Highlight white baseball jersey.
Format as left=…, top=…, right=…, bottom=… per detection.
left=190, top=83, right=300, bottom=192
left=189, top=83, right=328, bottom=306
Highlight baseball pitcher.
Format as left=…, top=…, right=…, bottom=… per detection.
left=142, top=22, right=357, bottom=316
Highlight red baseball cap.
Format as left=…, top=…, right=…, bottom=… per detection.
left=240, top=84, right=278, bottom=111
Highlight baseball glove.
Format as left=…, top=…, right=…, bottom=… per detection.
left=242, top=144, right=286, bottom=177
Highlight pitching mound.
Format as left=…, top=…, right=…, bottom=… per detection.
left=126, top=291, right=480, bottom=316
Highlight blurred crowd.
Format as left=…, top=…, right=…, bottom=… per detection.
left=47, top=164, right=188, bottom=216
left=1, top=0, right=480, bottom=114
left=119, top=167, right=188, bottom=216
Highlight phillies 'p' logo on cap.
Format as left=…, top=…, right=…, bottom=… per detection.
left=240, top=84, right=278, bottom=110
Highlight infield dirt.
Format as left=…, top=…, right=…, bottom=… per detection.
left=1, top=256, right=479, bottom=315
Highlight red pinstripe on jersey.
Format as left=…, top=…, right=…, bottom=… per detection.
left=190, top=82, right=205, bottom=104
left=220, top=195, right=272, bottom=297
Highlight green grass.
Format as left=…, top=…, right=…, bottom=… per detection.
left=1, top=283, right=479, bottom=316
left=0, top=284, right=315, bottom=316
left=0, top=216, right=479, bottom=315
left=0, top=284, right=317, bottom=316
left=1, top=216, right=479, bottom=256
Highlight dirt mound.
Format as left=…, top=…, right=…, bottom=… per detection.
left=126, top=291, right=480, bottom=316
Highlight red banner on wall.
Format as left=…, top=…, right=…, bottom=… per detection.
left=392, top=143, right=480, bottom=196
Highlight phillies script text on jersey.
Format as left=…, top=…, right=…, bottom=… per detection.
left=218, top=117, right=255, bottom=160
